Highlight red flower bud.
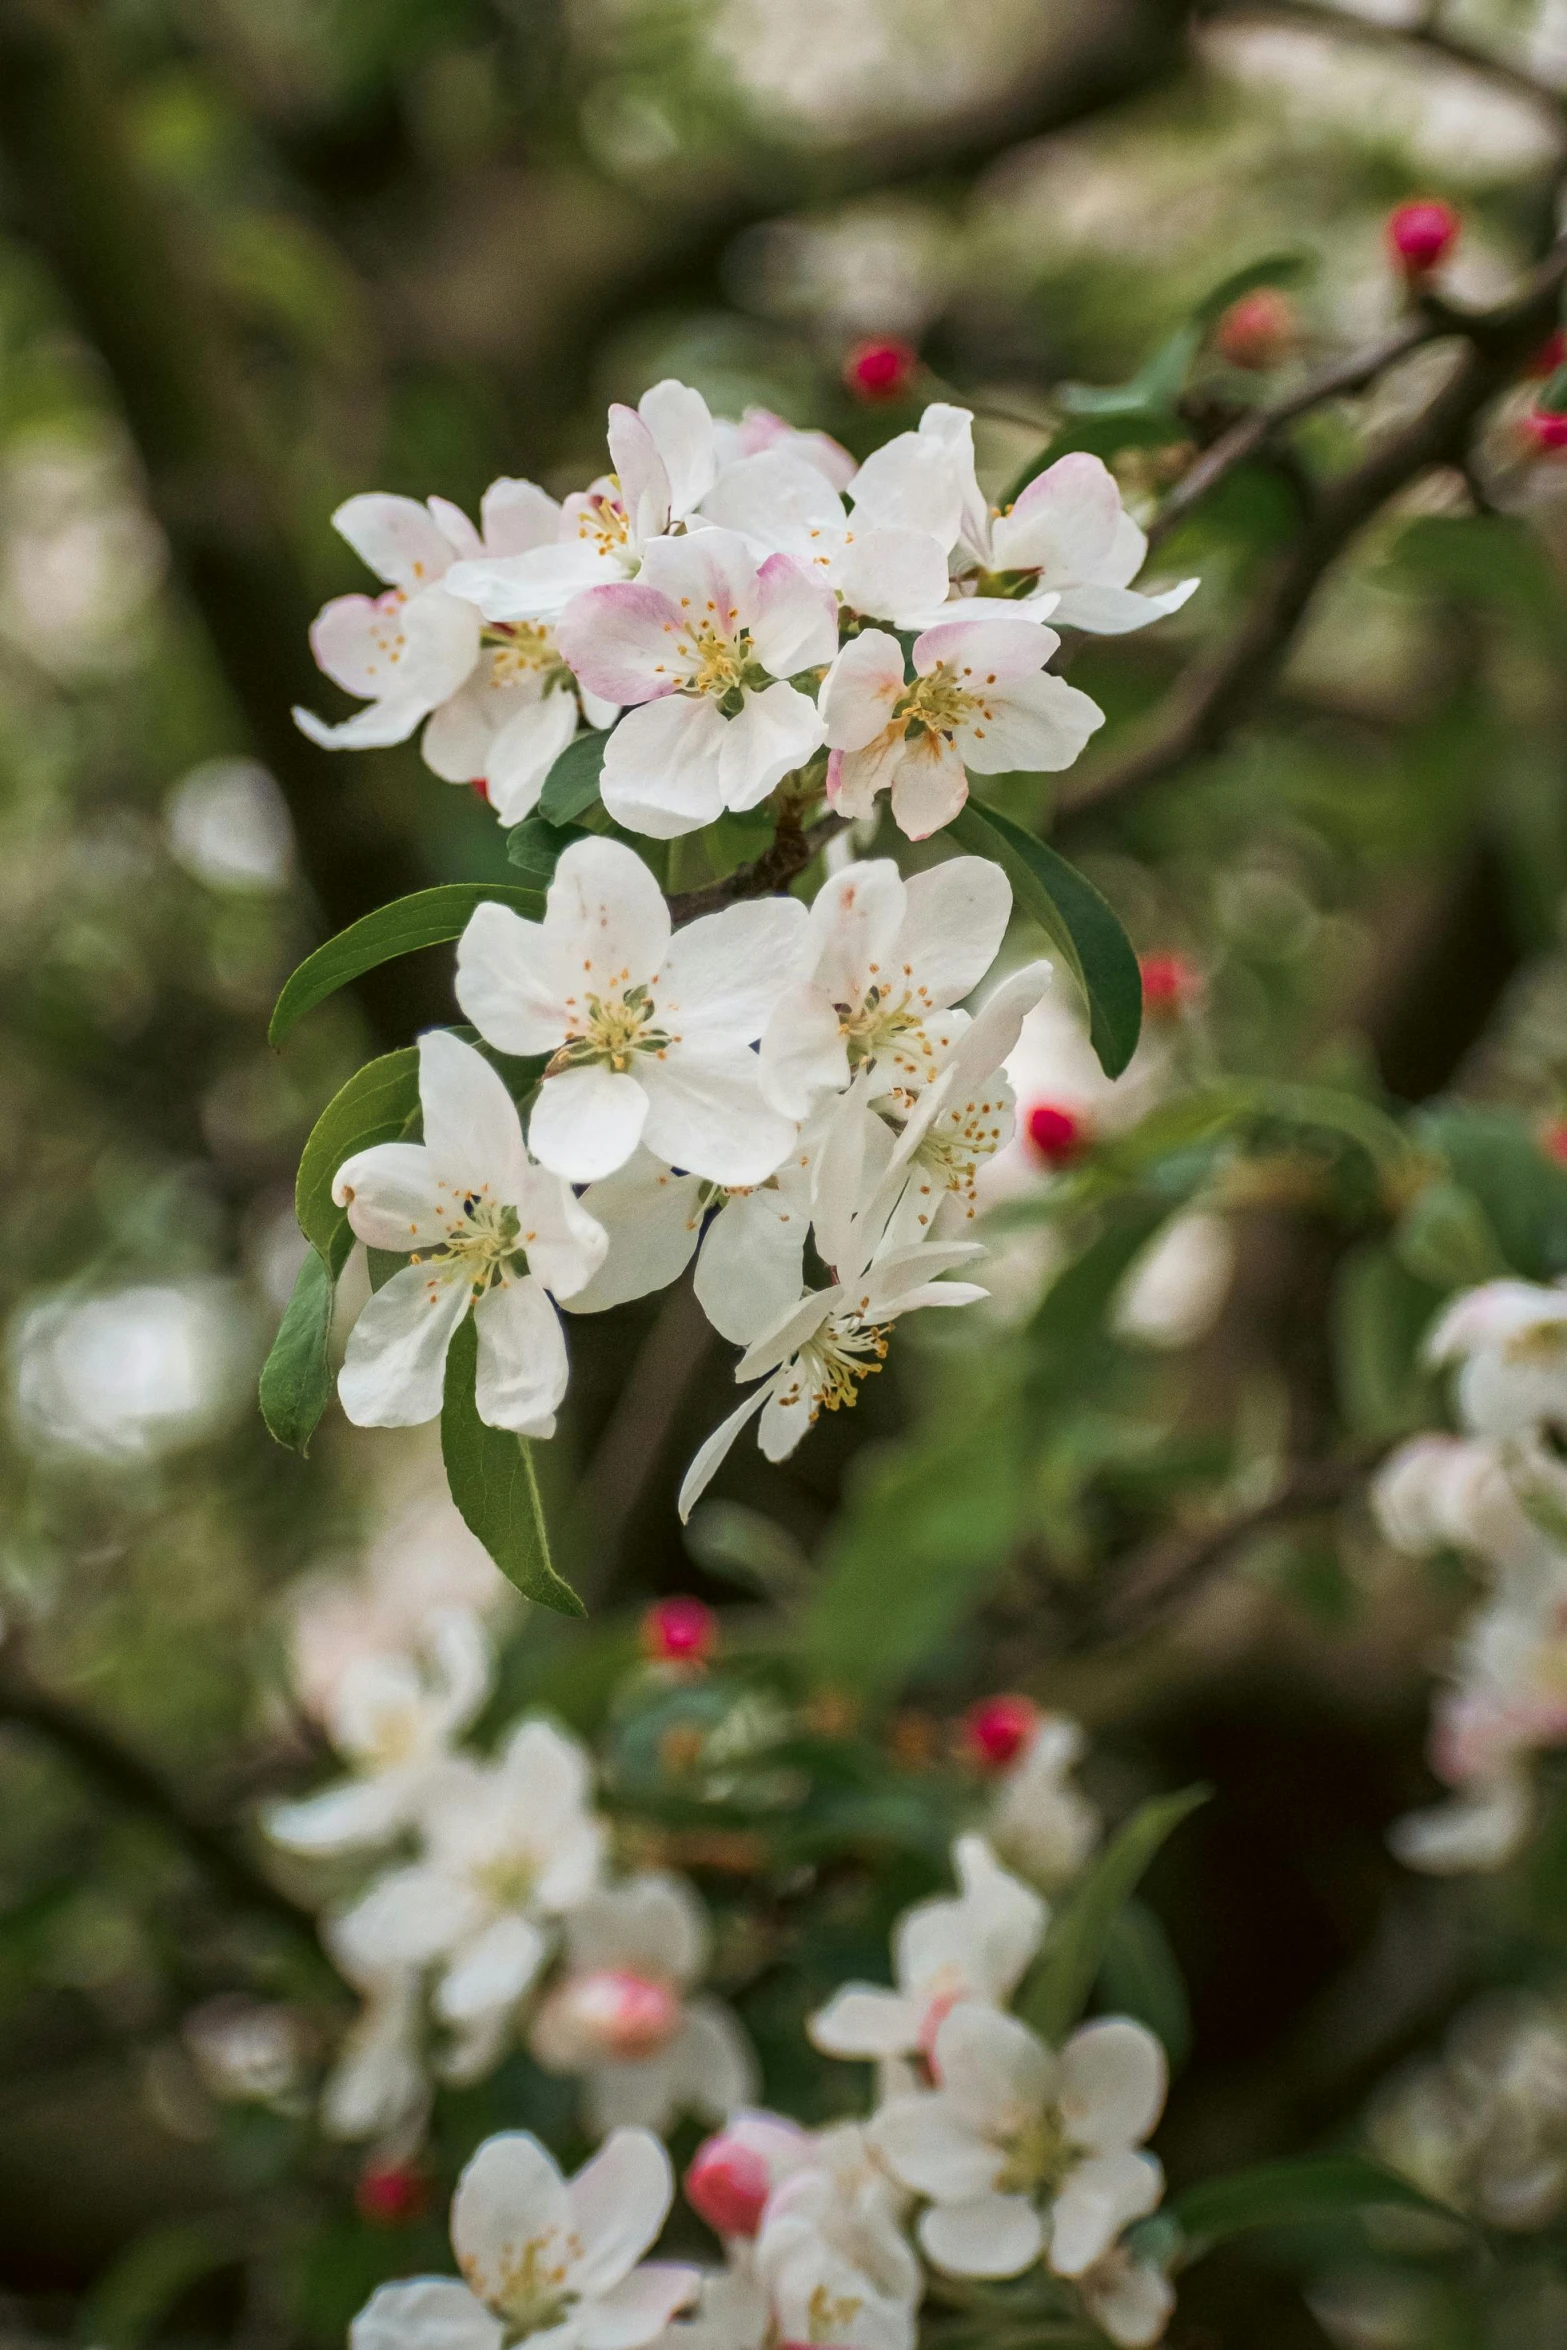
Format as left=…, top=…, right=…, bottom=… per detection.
left=1387, top=199, right=1459, bottom=277
left=843, top=338, right=919, bottom=404
left=1528, top=328, right=1567, bottom=379
left=685, top=2133, right=773, bottom=2238
left=965, top=1693, right=1039, bottom=1771
left=356, top=2161, right=429, bottom=2228
left=1213, top=287, right=1298, bottom=372
left=1539, top=1116, right=1567, bottom=1167
left=469, top=776, right=491, bottom=803
left=1139, top=950, right=1202, bottom=1018
left=1523, top=407, right=1567, bottom=455
left=642, top=1595, right=718, bottom=1664
left=1025, top=1102, right=1086, bottom=1167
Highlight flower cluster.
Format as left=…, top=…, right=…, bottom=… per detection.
left=296, top=381, right=1193, bottom=840
left=1374, top=1278, right=1567, bottom=1872
left=1369, top=1988, right=1567, bottom=2231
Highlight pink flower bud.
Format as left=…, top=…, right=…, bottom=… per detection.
left=1539, top=1115, right=1567, bottom=1167
left=355, top=2160, right=429, bottom=2227
left=1523, top=407, right=1567, bottom=455
left=965, top=1692, right=1039, bottom=1770
left=1387, top=199, right=1459, bottom=276
left=643, top=1595, right=718, bottom=1664
left=843, top=338, right=919, bottom=404
left=1025, top=1102, right=1086, bottom=1168
left=1213, top=287, right=1298, bottom=371
left=1139, top=950, right=1203, bottom=1019
left=685, top=2132, right=773, bottom=2237
left=536, top=1968, right=683, bottom=2065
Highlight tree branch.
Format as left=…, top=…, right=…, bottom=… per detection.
left=666, top=812, right=847, bottom=925
left=0, top=1644, right=324, bottom=1957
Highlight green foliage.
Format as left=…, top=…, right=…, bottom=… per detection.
left=80, top=2219, right=247, bottom=2350
left=1171, top=2154, right=1449, bottom=2255
left=1019, top=1786, right=1209, bottom=2044
left=1097, top=1897, right=1193, bottom=2068
left=295, top=1047, right=421, bottom=1274
left=507, top=815, right=592, bottom=884
left=1419, top=1105, right=1567, bottom=1280
left=538, top=730, right=609, bottom=823
left=269, top=883, right=544, bottom=1045
left=948, top=801, right=1143, bottom=1077
left=258, top=1248, right=335, bottom=1453
left=440, top=1315, right=584, bottom=1616
left=1393, top=1178, right=1506, bottom=1292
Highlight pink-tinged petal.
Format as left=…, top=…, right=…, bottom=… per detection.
left=473, top=1273, right=568, bottom=1435
left=452, top=2131, right=572, bottom=2304
left=1047, top=2150, right=1164, bottom=2278
left=351, top=2279, right=502, bottom=2350
left=913, top=616, right=1054, bottom=683
left=827, top=738, right=901, bottom=819
left=445, top=542, right=613, bottom=622
left=920, top=2194, right=1045, bottom=2281
left=702, top=447, right=845, bottom=542
left=480, top=476, right=562, bottom=555
left=339, top=1262, right=473, bottom=1429
left=562, top=1154, right=705, bottom=1316
left=1059, top=2018, right=1167, bottom=2152
left=607, top=404, right=672, bottom=540
left=677, top=1385, right=774, bottom=1521
left=833, top=527, right=952, bottom=627
left=576, top=2266, right=702, bottom=2350
left=294, top=693, right=429, bottom=751
left=333, top=492, right=456, bottom=590
left=548, top=835, right=672, bottom=991
left=418, top=1029, right=526, bottom=1201
left=849, top=431, right=965, bottom=549
left=1050, top=578, right=1199, bottom=635
left=310, top=590, right=410, bottom=697
left=752, top=551, right=838, bottom=675
left=397, top=588, right=483, bottom=704
left=955, top=671, right=1105, bottom=776
left=456, top=900, right=574, bottom=1057
left=759, top=986, right=850, bottom=1121
left=637, top=528, right=758, bottom=636
left=598, top=696, right=728, bottom=839
left=568, top=2128, right=676, bottom=2292
left=716, top=681, right=825, bottom=812
left=808, top=1986, right=923, bottom=2059
left=556, top=582, right=694, bottom=706
left=820, top=629, right=907, bottom=752
left=992, top=451, right=1123, bottom=583
left=640, top=1045, right=797, bottom=1186
left=428, top=494, right=482, bottom=560
left=895, top=855, right=1013, bottom=1005
left=638, top=378, right=717, bottom=519
left=484, top=690, right=579, bottom=825
left=530, top=1064, right=649, bottom=1183
left=659, top=894, right=809, bottom=1040
left=422, top=679, right=498, bottom=783
left=889, top=735, right=968, bottom=841
left=332, top=1140, right=444, bottom=1250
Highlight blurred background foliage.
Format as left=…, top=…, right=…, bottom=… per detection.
left=7, top=0, right=1567, bottom=2343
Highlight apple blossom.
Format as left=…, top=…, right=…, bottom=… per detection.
left=456, top=836, right=805, bottom=1185
left=684, top=2111, right=814, bottom=2239
left=530, top=1872, right=757, bottom=2136
left=1424, top=1279, right=1567, bottom=1440
left=809, top=1832, right=1046, bottom=2062
left=820, top=617, right=1103, bottom=839
left=699, top=447, right=957, bottom=631
left=712, top=405, right=856, bottom=489
left=755, top=2173, right=919, bottom=2350
left=1079, top=2244, right=1177, bottom=2348
left=350, top=2128, right=698, bottom=2350
left=556, top=529, right=836, bottom=836
left=319, top=1937, right=431, bottom=2147
left=987, top=1712, right=1102, bottom=1890
left=332, top=1031, right=606, bottom=1435
left=869, top=2003, right=1167, bottom=2283
left=1369, top=1991, right=1567, bottom=2231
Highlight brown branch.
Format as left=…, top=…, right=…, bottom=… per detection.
left=0, top=1644, right=325, bottom=1958
left=1058, top=238, right=1567, bottom=830
left=667, top=812, right=847, bottom=924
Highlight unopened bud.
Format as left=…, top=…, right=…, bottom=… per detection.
left=1139, top=950, right=1203, bottom=1018
left=1025, top=1102, right=1086, bottom=1168
left=356, top=2160, right=429, bottom=2228
left=1539, top=1115, right=1567, bottom=1167
left=965, top=1692, right=1039, bottom=1770
left=1388, top=199, right=1459, bottom=277
left=1528, top=328, right=1567, bottom=379
left=1523, top=408, right=1567, bottom=455
left=469, top=776, right=491, bottom=803
left=685, top=2133, right=772, bottom=2238
left=534, top=1968, right=682, bottom=2067
left=643, top=1595, right=718, bottom=1664
left=843, top=338, right=919, bottom=404
left=1213, top=287, right=1298, bottom=371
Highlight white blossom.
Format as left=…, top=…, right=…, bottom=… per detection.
left=810, top=1834, right=1046, bottom=2062
left=1369, top=1991, right=1567, bottom=2231
left=870, top=2003, right=1167, bottom=2283
left=332, top=1031, right=606, bottom=1434
left=556, top=530, right=836, bottom=836
left=456, top=836, right=804, bottom=1185
left=530, top=1873, right=757, bottom=2137
left=1112, top=1212, right=1235, bottom=1352
left=1424, top=1279, right=1567, bottom=1441
left=700, top=446, right=955, bottom=630
left=350, top=2129, right=698, bottom=2350
left=987, top=1714, right=1103, bottom=1891
left=1079, top=2244, right=1177, bottom=2348
left=319, top=1937, right=431, bottom=2147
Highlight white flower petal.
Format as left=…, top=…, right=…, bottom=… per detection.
left=1048, top=2150, right=1164, bottom=2279
left=334, top=492, right=456, bottom=590
left=397, top=588, right=484, bottom=704
left=480, top=477, right=563, bottom=555
left=606, top=406, right=672, bottom=540
left=599, top=696, right=729, bottom=838
left=821, top=629, right=907, bottom=752
left=456, top=900, right=573, bottom=1056
left=418, top=1030, right=526, bottom=1202
left=694, top=1186, right=809, bottom=1347
left=452, top=2131, right=573, bottom=2304
left=638, top=378, right=717, bottom=519
left=351, top=2280, right=502, bottom=2350
left=423, top=677, right=500, bottom=783
left=849, top=432, right=965, bottom=548
left=567, top=2128, right=676, bottom=2294
left=889, top=735, right=968, bottom=840
left=751, top=551, right=839, bottom=675
left=547, top=834, right=673, bottom=989
left=562, top=1154, right=705, bottom=1314
left=957, top=671, right=1105, bottom=774
left=758, top=986, right=851, bottom=1121
left=339, top=1261, right=472, bottom=1428
left=639, top=1046, right=797, bottom=1186
left=516, top=1162, right=609, bottom=1300
left=896, top=856, right=1012, bottom=1006
left=809, top=1986, right=924, bottom=2059
left=1080, top=2250, right=1175, bottom=2348
left=436, top=1914, right=549, bottom=2024
left=1059, top=2018, right=1167, bottom=2153
left=530, top=1065, right=650, bottom=1184
left=677, top=1384, right=774, bottom=1520
left=575, top=2266, right=702, bottom=2350
left=758, top=1383, right=814, bottom=1463
left=1050, top=579, right=1198, bottom=635
left=931, top=2001, right=1055, bottom=2131
left=266, top=1775, right=410, bottom=1855
left=445, top=542, right=612, bottom=623
left=991, top=453, right=1122, bottom=584
left=473, top=1273, right=569, bottom=1435
left=333, top=1862, right=484, bottom=1971
left=485, top=690, right=580, bottom=825
left=703, top=447, right=845, bottom=542
left=658, top=895, right=810, bottom=1041
left=868, top=2090, right=1000, bottom=2202
left=310, top=591, right=410, bottom=697
left=566, top=1872, right=709, bottom=1982
left=294, top=692, right=430, bottom=750
left=919, top=2194, right=1045, bottom=2280
left=717, top=681, right=826, bottom=811
left=333, top=1141, right=444, bottom=1250
left=835, top=529, right=952, bottom=627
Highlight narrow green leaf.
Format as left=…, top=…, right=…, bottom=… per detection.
left=1097, top=1898, right=1191, bottom=2069
left=948, top=801, right=1142, bottom=1078
left=259, top=1250, right=336, bottom=1453
left=1194, top=249, right=1313, bottom=327
left=538, top=730, right=609, bottom=823
left=1173, top=2155, right=1448, bottom=2255
left=507, top=816, right=590, bottom=884
left=440, top=1316, right=584, bottom=1617
left=1393, top=1179, right=1505, bottom=1291
left=296, top=1048, right=421, bottom=1275
left=270, top=883, right=544, bottom=1046
left=1019, top=1785, right=1209, bottom=2043
left=82, top=2218, right=246, bottom=2350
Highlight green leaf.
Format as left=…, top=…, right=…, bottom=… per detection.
left=1226, top=1077, right=1415, bottom=1179
left=1393, top=1179, right=1505, bottom=1291
left=1097, top=1898, right=1192, bottom=2069
left=1540, top=361, right=1567, bottom=415
left=1019, top=1785, right=1209, bottom=2043
left=296, top=1048, right=421, bottom=1275
left=440, top=1315, right=584, bottom=1616
left=539, top=729, right=609, bottom=823
left=269, top=883, right=544, bottom=1046
left=1194, top=249, right=1313, bottom=328
left=1172, top=2155, right=1449, bottom=2255
left=507, top=816, right=591, bottom=884
left=948, top=802, right=1142, bottom=1078
left=258, top=1250, right=335, bottom=1453
left=82, top=2219, right=246, bottom=2350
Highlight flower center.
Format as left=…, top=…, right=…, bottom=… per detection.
left=780, top=1311, right=890, bottom=1422
left=485, top=624, right=568, bottom=689
left=473, top=1849, right=539, bottom=1913
left=913, top=1091, right=1011, bottom=1202
left=1504, top=1324, right=1567, bottom=1365
left=995, top=2108, right=1069, bottom=2195
left=471, top=2230, right=580, bottom=2338
left=572, top=489, right=634, bottom=559
left=548, top=985, right=674, bottom=1077
left=804, top=2282, right=865, bottom=2343
left=412, top=1186, right=523, bottom=1297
